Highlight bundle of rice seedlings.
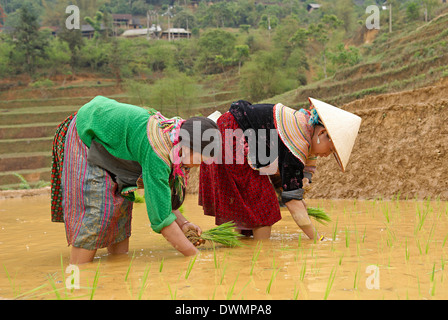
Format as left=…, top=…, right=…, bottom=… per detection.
left=185, top=222, right=243, bottom=247
left=307, top=207, right=332, bottom=226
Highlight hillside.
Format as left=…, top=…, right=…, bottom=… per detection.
left=186, top=11, right=448, bottom=201
left=261, top=11, right=448, bottom=108
left=0, top=74, right=241, bottom=189
left=1, top=6, right=447, bottom=199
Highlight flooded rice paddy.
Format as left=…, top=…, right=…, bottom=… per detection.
left=1, top=194, right=448, bottom=300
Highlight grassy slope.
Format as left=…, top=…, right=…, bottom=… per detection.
left=1, top=9, right=448, bottom=189
left=260, top=10, right=448, bottom=108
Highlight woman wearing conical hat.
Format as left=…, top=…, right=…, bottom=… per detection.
left=199, top=98, right=361, bottom=240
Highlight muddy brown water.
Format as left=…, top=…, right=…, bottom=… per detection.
left=1, top=195, right=448, bottom=300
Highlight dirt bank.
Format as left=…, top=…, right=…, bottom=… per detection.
left=0, top=187, right=50, bottom=200
left=187, top=80, right=448, bottom=200
left=304, top=80, right=448, bottom=200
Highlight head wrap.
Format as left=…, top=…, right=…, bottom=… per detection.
left=273, top=104, right=315, bottom=166
left=147, top=112, right=189, bottom=209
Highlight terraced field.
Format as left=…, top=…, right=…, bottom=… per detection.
left=262, top=11, right=448, bottom=108
left=0, top=75, right=242, bottom=189
left=1, top=9, right=447, bottom=190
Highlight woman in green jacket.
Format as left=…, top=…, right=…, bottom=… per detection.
left=51, top=96, right=220, bottom=264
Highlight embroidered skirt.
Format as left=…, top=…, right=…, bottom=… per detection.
left=61, top=116, right=133, bottom=250
left=198, top=112, right=281, bottom=231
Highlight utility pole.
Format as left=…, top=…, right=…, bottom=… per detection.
left=268, top=15, right=271, bottom=40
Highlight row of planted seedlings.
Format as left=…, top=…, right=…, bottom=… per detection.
left=5, top=198, right=448, bottom=299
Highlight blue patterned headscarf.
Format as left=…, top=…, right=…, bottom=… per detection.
left=299, top=108, right=322, bottom=126
left=308, top=108, right=321, bottom=126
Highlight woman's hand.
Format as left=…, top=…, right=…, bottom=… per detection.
left=181, top=221, right=206, bottom=247
left=172, top=209, right=205, bottom=247
left=285, top=199, right=321, bottom=240
left=302, top=178, right=312, bottom=194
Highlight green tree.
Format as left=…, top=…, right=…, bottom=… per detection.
left=307, top=14, right=344, bottom=79
left=422, top=0, right=440, bottom=22
left=258, top=14, right=278, bottom=30
left=44, top=37, right=71, bottom=77
left=84, top=11, right=104, bottom=43
left=59, top=11, right=85, bottom=71
left=240, top=50, right=296, bottom=102
left=234, top=45, right=249, bottom=75
left=147, top=71, right=199, bottom=116
left=147, top=42, right=176, bottom=72
left=0, top=34, right=13, bottom=77
left=406, top=1, right=421, bottom=21
left=197, top=29, right=236, bottom=74
left=328, top=43, right=361, bottom=69
left=11, top=7, right=48, bottom=76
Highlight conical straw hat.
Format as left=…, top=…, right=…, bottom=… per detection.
left=308, top=97, right=362, bottom=172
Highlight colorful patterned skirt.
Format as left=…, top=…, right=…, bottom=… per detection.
left=198, top=112, right=281, bottom=232
left=59, top=116, right=134, bottom=250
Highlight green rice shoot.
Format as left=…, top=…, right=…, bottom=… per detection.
left=186, top=221, right=243, bottom=247
left=307, top=207, right=332, bottom=226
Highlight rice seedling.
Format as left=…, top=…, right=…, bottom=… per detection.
left=13, top=283, right=50, bottom=300
left=3, top=264, right=19, bottom=297
left=47, top=273, right=62, bottom=300
left=250, top=241, right=262, bottom=276
left=338, top=253, right=344, bottom=266
left=125, top=250, right=136, bottom=282
left=353, top=265, right=360, bottom=290
left=425, top=224, right=435, bottom=255
left=238, top=278, right=252, bottom=299
left=185, top=255, right=198, bottom=280
left=293, top=284, right=300, bottom=300
left=90, top=261, right=101, bottom=300
left=266, top=256, right=279, bottom=294
left=415, top=202, right=431, bottom=234
left=226, top=273, right=239, bottom=300
left=382, top=202, right=390, bottom=223
left=159, top=258, right=165, bottom=273
left=138, top=263, right=151, bottom=300
left=307, top=207, right=332, bottom=226
left=332, top=217, right=339, bottom=242
left=186, top=222, right=243, bottom=247
left=443, top=233, right=448, bottom=248
left=324, top=267, right=337, bottom=300
left=266, top=268, right=279, bottom=294
left=220, top=263, right=228, bottom=285
left=345, top=226, right=350, bottom=248
left=212, top=242, right=219, bottom=269
left=299, top=259, right=306, bottom=281
left=167, top=283, right=177, bottom=300
left=430, top=263, right=437, bottom=297
left=405, top=238, right=410, bottom=262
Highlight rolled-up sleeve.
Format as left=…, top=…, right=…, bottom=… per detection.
left=142, top=156, right=177, bottom=233
left=279, top=147, right=306, bottom=203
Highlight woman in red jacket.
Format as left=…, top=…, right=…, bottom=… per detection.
left=199, top=98, right=361, bottom=240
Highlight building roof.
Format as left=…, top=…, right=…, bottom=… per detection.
left=163, top=28, right=191, bottom=34
left=307, top=3, right=322, bottom=9
left=121, top=26, right=161, bottom=37
left=113, top=14, right=133, bottom=20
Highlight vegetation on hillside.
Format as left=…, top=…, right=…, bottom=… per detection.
left=0, top=0, right=446, bottom=105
